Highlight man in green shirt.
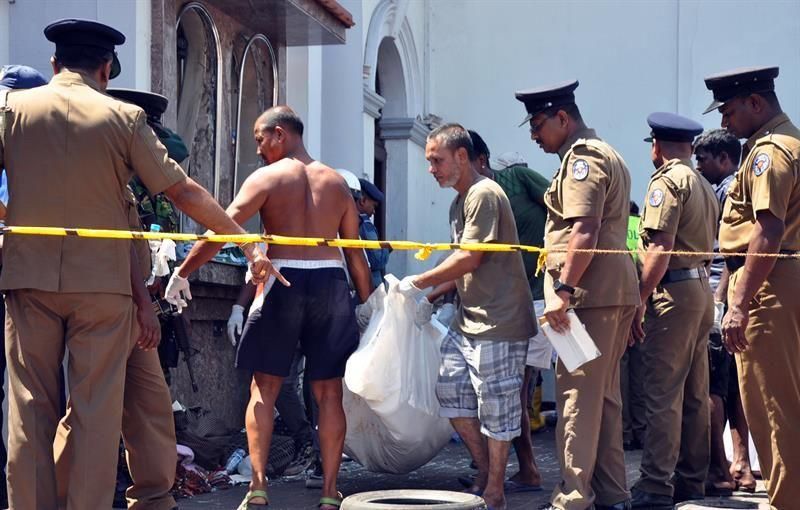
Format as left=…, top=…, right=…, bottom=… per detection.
left=470, top=130, right=549, bottom=493
left=621, top=201, right=647, bottom=452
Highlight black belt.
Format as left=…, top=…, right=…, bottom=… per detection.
left=659, top=267, right=706, bottom=285
left=725, top=250, right=800, bottom=273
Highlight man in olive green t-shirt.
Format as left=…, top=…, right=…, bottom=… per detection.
left=470, top=130, right=549, bottom=492
left=399, top=124, right=537, bottom=510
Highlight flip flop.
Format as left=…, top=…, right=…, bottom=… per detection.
left=237, top=489, right=269, bottom=509
left=504, top=480, right=543, bottom=493
left=319, top=491, right=343, bottom=509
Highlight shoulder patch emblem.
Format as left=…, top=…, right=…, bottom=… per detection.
left=572, top=159, right=589, bottom=181
left=649, top=188, right=664, bottom=207
left=752, top=153, right=770, bottom=176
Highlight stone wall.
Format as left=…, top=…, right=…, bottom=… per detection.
left=150, top=0, right=286, bottom=429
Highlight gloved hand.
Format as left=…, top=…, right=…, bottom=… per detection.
left=397, top=275, right=425, bottom=300
left=227, top=304, right=245, bottom=346
left=414, top=297, right=434, bottom=326
left=398, top=276, right=432, bottom=327
left=165, top=268, right=192, bottom=313
left=712, top=301, right=725, bottom=335
left=355, top=302, right=373, bottom=330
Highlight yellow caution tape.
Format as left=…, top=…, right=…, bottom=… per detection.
left=1, top=226, right=798, bottom=275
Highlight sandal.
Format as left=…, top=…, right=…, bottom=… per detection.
left=319, top=491, right=343, bottom=509
left=237, top=489, right=269, bottom=509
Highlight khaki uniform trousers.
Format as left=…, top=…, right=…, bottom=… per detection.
left=551, top=305, right=635, bottom=510
left=4, top=289, right=133, bottom=510
left=121, top=346, right=178, bottom=510
left=730, top=260, right=800, bottom=510
left=635, top=278, right=713, bottom=498
left=54, top=344, right=178, bottom=510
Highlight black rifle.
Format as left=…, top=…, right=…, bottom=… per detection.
left=152, top=297, right=199, bottom=392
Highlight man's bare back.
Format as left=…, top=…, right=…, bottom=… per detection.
left=248, top=158, right=358, bottom=261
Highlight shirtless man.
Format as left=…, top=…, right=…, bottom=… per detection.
left=165, top=106, right=372, bottom=510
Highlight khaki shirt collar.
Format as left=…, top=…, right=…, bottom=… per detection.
left=50, top=70, right=103, bottom=92
left=744, top=112, right=791, bottom=153
left=558, top=127, right=598, bottom=160
left=652, top=157, right=694, bottom=179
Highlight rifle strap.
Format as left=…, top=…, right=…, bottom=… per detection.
left=0, top=90, right=9, bottom=151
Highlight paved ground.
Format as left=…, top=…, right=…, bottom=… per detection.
left=178, top=426, right=770, bottom=509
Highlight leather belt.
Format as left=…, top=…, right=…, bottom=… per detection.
left=725, top=250, right=800, bottom=273
left=660, top=266, right=706, bottom=285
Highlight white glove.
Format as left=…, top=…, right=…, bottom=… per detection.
left=355, top=302, right=373, bottom=330
left=227, top=304, right=245, bottom=346
left=712, top=301, right=725, bottom=335
left=398, top=276, right=432, bottom=327
left=414, top=297, right=434, bottom=326
left=397, top=275, right=425, bottom=300
left=164, top=268, right=192, bottom=313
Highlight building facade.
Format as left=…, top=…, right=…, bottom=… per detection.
left=1, top=0, right=798, bottom=426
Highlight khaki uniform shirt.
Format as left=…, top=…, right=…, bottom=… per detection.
left=543, top=127, right=639, bottom=309
left=639, top=158, right=719, bottom=269
left=449, top=177, right=537, bottom=341
left=0, top=71, right=186, bottom=295
left=720, top=113, right=800, bottom=253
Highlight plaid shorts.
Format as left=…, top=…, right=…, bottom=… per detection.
left=436, top=329, right=527, bottom=441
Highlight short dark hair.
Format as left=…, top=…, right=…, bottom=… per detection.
left=758, top=90, right=781, bottom=109
left=629, top=200, right=640, bottom=216
left=427, top=123, right=475, bottom=160
left=693, top=129, right=741, bottom=166
left=258, top=106, right=304, bottom=136
left=54, top=45, right=113, bottom=73
left=467, top=129, right=490, bottom=162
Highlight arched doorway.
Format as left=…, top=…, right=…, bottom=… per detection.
left=364, top=1, right=427, bottom=275
left=175, top=2, right=223, bottom=233
left=234, top=34, right=277, bottom=234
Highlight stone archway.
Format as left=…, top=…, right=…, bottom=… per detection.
left=363, top=0, right=427, bottom=276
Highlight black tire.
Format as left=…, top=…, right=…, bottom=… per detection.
left=675, top=501, right=767, bottom=509
left=341, top=490, right=486, bottom=510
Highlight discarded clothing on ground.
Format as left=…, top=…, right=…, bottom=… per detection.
left=343, top=276, right=453, bottom=474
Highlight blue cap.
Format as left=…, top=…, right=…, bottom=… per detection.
left=44, top=18, right=125, bottom=79
left=0, top=65, right=48, bottom=90
left=514, top=80, right=579, bottom=127
left=702, top=66, right=779, bottom=114
left=644, top=112, right=703, bottom=143
left=358, top=178, right=384, bottom=203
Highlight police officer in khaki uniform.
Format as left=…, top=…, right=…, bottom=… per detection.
left=629, top=113, right=718, bottom=509
left=0, top=19, right=269, bottom=509
left=515, top=81, right=639, bottom=510
left=703, top=66, right=800, bottom=510
left=52, top=89, right=183, bottom=510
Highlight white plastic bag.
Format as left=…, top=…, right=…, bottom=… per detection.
left=525, top=300, right=554, bottom=369
left=343, top=275, right=453, bottom=474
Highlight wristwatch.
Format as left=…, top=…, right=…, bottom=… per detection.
left=553, top=279, right=576, bottom=295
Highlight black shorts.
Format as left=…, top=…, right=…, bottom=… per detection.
left=708, top=332, right=732, bottom=399
left=236, top=261, right=359, bottom=381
